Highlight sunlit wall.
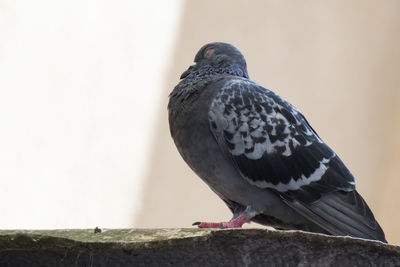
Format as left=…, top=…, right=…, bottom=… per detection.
left=0, top=0, right=183, bottom=228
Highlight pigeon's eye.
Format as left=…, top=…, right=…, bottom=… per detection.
left=204, top=47, right=215, bottom=59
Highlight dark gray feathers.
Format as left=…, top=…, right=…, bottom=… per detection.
left=168, top=42, right=387, bottom=243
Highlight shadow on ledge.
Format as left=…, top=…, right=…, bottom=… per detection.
left=0, top=228, right=399, bottom=266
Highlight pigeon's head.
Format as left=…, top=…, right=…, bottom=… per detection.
left=180, top=42, right=249, bottom=79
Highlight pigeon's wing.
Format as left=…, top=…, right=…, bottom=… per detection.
left=208, top=78, right=353, bottom=195
left=208, top=78, right=386, bottom=242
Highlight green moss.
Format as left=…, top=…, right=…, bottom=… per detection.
left=0, top=228, right=399, bottom=266
left=0, top=228, right=215, bottom=250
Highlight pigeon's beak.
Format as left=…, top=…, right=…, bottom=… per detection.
left=180, top=63, right=196, bottom=79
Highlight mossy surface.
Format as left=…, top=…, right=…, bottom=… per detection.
left=0, top=228, right=208, bottom=243
left=0, top=228, right=399, bottom=266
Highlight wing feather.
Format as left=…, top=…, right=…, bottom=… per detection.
left=208, top=78, right=352, bottom=195
left=208, top=78, right=386, bottom=242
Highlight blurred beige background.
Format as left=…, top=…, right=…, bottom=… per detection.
left=0, top=0, right=183, bottom=228
left=1, top=1, right=399, bottom=244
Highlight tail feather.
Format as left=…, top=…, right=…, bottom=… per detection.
left=283, top=190, right=387, bottom=243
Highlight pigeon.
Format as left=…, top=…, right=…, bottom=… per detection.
left=168, top=42, right=387, bottom=243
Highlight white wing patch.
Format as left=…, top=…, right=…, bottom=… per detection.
left=242, top=157, right=332, bottom=192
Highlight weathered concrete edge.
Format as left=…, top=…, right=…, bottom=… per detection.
left=0, top=228, right=398, bottom=253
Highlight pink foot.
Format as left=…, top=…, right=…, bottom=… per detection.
left=193, top=213, right=250, bottom=229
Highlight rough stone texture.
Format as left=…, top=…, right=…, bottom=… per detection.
left=0, top=228, right=399, bottom=266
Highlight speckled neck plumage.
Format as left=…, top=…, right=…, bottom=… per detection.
left=188, top=65, right=248, bottom=80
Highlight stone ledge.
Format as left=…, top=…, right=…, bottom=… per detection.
left=0, top=228, right=399, bottom=266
